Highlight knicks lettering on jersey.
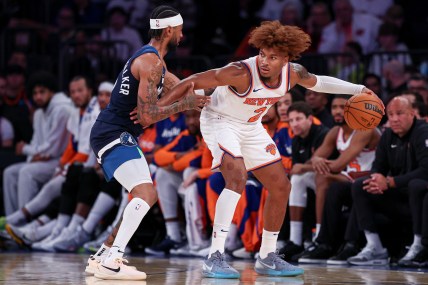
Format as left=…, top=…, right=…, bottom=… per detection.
left=119, top=60, right=131, bottom=95
left=243, top=97, right=281, bottom=106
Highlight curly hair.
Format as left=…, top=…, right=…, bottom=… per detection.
left=248, top=21, right=311, bottom=61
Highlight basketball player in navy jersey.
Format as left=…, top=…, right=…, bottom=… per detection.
left=87, top=5, right=209, bottom=280
left=165, top=21, right=381, bottom=278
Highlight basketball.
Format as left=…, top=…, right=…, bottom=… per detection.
left=344, top=93, right=384, bottom=131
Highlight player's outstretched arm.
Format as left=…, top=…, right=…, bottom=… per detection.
left=290, top=63, right=375, bottom=96
left=134, top=55, right=208, bottom=127
left=157, top=62, right=250, bottom=106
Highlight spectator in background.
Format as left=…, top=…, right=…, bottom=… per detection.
left=47, top=6, right=77, bottom=58
left=382, top=60, right=408, bottom=97
left=305, top=2, right=331, bottom=53
left=276, top=89, right=304, bottom=122
left=3, top=76, right=96, bottom=240
left=258, top=0, right=302, bottom=21
left=279, top=0, right=304, bottom=27
left=71, top=0, right=103, bottom=26
left=2, top=65, right=33, bottom=145
left=407, top=75, right=428, bottom=105
left=383, top=5, right=405, bottom=43
left=363, top=73, right=385, bottom=103
left=348, top=96, right=428, bottom=266
left=318, top=0, right=381, bottom=54
left=349, top=0, right=393, bottom=19
left=145, top=110, right=203, bottom=256
left=101, top=4, right=143, bottom=63
left=280, top=102, right=329, bottom=259
left=7, top=50, right=27, bottom=71
left=1, top=71, right=72, bottom=224
left=369, top=23, right=412, bottom=77
left=305, top=90, right=334, bottom=128
left=0, top=75, right=6, bottom=100
left=333, top=41, right=365, bottom=83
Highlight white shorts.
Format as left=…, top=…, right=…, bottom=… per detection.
left=200, top=110, right=281, bottom=171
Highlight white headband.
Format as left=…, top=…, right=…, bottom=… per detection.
left=150, top=14, right=183, bottom=29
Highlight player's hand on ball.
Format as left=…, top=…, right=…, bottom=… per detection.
left=361, top=87, right=385, bottom=112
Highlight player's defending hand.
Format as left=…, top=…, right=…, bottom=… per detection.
left=183, top=82, right=210, bottom=112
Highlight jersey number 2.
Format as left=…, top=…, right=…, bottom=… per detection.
left=248, top=107, right=267, bottom=123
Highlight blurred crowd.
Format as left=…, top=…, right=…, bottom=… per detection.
left=1, top=0, right=428, bottom=269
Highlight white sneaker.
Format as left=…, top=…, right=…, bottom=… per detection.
left=232, top=247, right=254, bottom=259
left=398, top=244, right=424, bottom=266
left=85, top=254, right=136, bottom=275
left=32, top=227, right=63, bottom=252
left=85, top=255, right=101, bottom=275
left=94, top=258, right=146, bottom=280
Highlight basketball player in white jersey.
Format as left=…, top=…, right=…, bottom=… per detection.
left=165, top=21, right=381, bottom=278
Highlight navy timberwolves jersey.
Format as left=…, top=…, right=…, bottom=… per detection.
left=90, top=45, right=165, bottom=160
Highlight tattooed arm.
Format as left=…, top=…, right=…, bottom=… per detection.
left=289, top=63, right=317, bottom=89
left=289, top=62, right=375, bottom=97
left=133, top=54, right=206, bottom=127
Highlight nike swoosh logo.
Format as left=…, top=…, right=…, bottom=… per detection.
left=259, top=260, right=276, bottom=270
left=253, top=88, right=263, bottom=92
left=391, top=144, right=397, bottom=148
left=220, top=229, right=228, bottom=232
left=102, top=265, right=121, bottom=273
left=203, top=263, right=213, bottom=271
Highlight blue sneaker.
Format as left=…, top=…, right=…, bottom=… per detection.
left=255, top=252, right=304, bottom=277
left=202, top=250, right=240, bottom=279
left=144, top=236, right=183, bottom=256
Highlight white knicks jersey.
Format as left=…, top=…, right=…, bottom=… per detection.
left=204, top=56, right=290, bottom=123
left=336, top=127, right=375, bottom=173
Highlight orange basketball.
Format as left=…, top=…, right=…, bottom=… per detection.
left=344, top=93, right=384, bottom=131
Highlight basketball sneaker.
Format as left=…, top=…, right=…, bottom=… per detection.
left=202, top=250, right=240, bottom=279
left=32, top=227, right=66, bottom=252
left=85, top=255, right=102, bottom=275
left=53, top=225, right=91, bottom=252
left=326, top=243, right=359, bottom=265
left=347, top=245, right=389, bottom=266
left=94, top=258, right=146, bottom=280
left=398, top=244, right=424, bottom=267
left=255, top=252, right=304, bottom=277
left=83, top=226, right=113, bottom=253
left=144, top=236, right=183, bottom=256
left=5, top=224, right=33, bottom=247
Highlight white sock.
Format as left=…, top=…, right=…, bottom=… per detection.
left=82, top=192, right=116, bottom=234
left=413, top=235, right=422, bottom=247
left=209, top=189, right=241, bottom=257
left=95, top=243, right=111, bottom=260
left=34, top=219, right=57, bottom=241
left=166, top=221, right=181, bottom=242
left=289, top=221, right=303, bottom=246
left=52, top=214, right=71, bottom=234
left=225, top=223, right=239, bottom=251
left=6, top=210, right=26, bottom=225
left=112, top=190, right=130, bottom=226
left=105, top=198, right=150, bottom=263
left=37, top=215, right=51, bottom=225
left=67, top=214, right=85, bottom=231
left=364, top=230, right=383, bottom=251
left=315, top=223, right=321, bottom=240
left=260, top=229, right=279, bottom=259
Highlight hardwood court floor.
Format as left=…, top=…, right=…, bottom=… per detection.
left=0, top=253, right=427, bottom=285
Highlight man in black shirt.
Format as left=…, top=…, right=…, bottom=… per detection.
left=348, top=96, right=428, bottom=266
left=279, top=102, right=329, bottom=258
